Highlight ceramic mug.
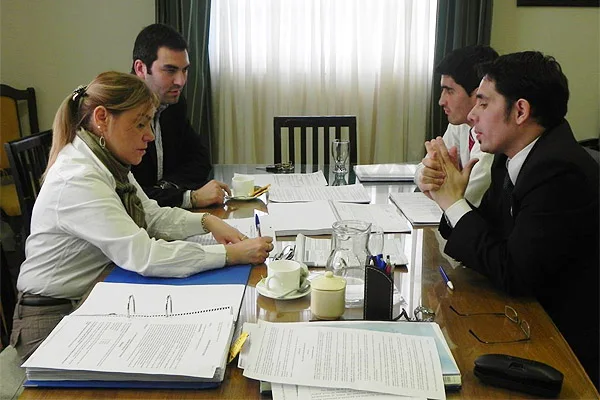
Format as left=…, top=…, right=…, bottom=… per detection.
left=265, top=260, right=307, bottom=296
left=232, top=174, right=255, bottom=197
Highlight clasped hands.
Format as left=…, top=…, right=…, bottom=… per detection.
left=418, top=137, right=478, bottom=211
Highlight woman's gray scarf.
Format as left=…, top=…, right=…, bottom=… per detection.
left=77, top=128, right=147, bottom=229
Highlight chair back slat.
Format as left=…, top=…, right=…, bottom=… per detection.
left=1, top=85, right=39, bottom=171
left=273, top=116, right=357, bottom=167
left=4, top=130, right=52, bottom=237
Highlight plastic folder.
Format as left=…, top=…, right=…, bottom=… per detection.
left=105, top=264, right=252, bottom=286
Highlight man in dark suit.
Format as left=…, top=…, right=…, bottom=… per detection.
left=420, top=51, right=599, bottom=388
left=131, top=23, right=230, bottom=208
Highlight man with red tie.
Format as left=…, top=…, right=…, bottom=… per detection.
left=415, top=45, right=498, bottom=206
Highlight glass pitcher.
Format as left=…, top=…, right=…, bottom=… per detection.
left=325, top=220, right=372, bottom=308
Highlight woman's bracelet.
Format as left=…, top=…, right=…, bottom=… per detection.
left=200, top=213, right=210, bottom=233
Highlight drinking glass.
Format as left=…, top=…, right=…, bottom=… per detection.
left=331, top=139, right=350, bottom=174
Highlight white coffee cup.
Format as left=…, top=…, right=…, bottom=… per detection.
left=232, top=174, right=255, bottom=197
left=265, top=260, right=308, bottom=296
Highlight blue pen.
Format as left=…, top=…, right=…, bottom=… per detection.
left=254, top=214, right=262, bottom=237
left=439, top=266, right=454, bottom=290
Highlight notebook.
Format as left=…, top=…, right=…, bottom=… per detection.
left=22, top=282, right=243, bottom=388
left=354, top=163, right=418, bottom=182
left=389, top=192, right=443, bottom=226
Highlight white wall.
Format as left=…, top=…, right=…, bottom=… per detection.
left=491, top=2, right=600, bottom=140
left=0, top=0, right=155, bottom=131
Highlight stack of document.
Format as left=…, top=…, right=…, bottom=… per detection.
left=22, top=282, right=243, bottom=388
left=268, top=200, right=411, bottom=236
left=389, top=192, right=443, bottom=226
left=268, top=184, right=371, bottom=203
left=354, top=163, right=418, bottom=182
left=246, top=171, right=328, bottom=188
left=239, top=320, right=459, bottom=399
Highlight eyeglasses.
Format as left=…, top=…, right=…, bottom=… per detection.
left=273, top=244, right=295, bottom=261
left=450, top=305, right=530, bottom=344
left=394, top=306, right=435, bottom=322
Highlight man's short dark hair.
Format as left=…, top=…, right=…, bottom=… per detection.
left=436, top=45, right=499, bottom=94
left=478, top=51, right=569, bottom=129
left=131, top=23, right=188, bottom=73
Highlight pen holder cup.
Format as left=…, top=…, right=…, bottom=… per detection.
left=364, top=265, right=394, bottom=321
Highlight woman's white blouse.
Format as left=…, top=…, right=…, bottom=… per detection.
left=17, top=136, right=226, bottom=299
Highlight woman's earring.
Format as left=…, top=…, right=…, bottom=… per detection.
left=99, top=136, right=106, bottom=148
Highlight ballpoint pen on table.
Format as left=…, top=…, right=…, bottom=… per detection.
left=254, top=214, right=262, bottom=237
left=438, top=266, right=454, bottom=290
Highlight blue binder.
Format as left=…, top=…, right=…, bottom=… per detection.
left=104, top=264, right=253, bottom=286
left=24, top=380, right=222, bottom=389
left=24, top=264, right=253, bottom=389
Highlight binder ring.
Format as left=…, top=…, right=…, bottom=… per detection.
left=127, top=295, right=136, bottom=318
left=165, top=295, right=173, bottom=317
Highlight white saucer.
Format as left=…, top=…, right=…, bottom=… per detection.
left=226, top=186, right=268, bottom=201
left=256, top=280, right=311, bottom=300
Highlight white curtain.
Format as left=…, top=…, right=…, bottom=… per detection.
left=209, top=0, right=437, bottom=164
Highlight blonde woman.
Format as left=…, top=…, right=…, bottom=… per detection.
left=12, top=71, right=273, bottom=360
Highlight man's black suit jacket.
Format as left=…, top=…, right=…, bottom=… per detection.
left=131, top=97, right=212, bottom=207
left=439, top=120, right=599, bottom=387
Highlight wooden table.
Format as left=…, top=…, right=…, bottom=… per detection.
left=19, top=165, right=599, bottom=399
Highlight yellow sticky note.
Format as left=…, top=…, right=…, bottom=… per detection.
left=228, top=331, right=249, bottom=364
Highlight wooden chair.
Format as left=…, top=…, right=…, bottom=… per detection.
left=4, top=130, right=52, bottom=239
left=273, top=116, right=358, bottom=166
left=0, top=84, right=39, bottom=247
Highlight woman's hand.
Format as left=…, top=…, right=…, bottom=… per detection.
left=226, top=237, right=274, bottom=265
left=203, top=214, right=246, bottom=244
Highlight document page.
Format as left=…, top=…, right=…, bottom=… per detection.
left=186, top=215, right=276, bottom=257
left=331, top=203, right=411, bottom=232
left=73, top=282, right=244, bottom=321
left=268, top=201, right=338, bottom=236
left=354, top=164, right=418, bottom=182
left=278, top=384, right=423, bottom=400
left=244, top=171, right=328, bottom=188
left=269, top=184, right=371, bottom=203
left=389, top=193, right=443, bottom=225
left=243, top=322, right=445, bottom=399
left=23, top=313, right=233, bottom=380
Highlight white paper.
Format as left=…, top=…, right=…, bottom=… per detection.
left=331, top=203, right=411, bottom=233
left=23, top=313, right=233, bottom=380
left=246, top=171, right=328, bottom=188
left=269, top=184, right=371, bottom=203
left=243, top=322, right=446, bottom=399
left=186, top=215, right=276, bottom=257
left=389, top=193, right=443, bottom=225
left=354, top=164, right=418, bottom=182
left=296, top=385, right=424, bottom=399
left=73, top=282, right=244, bottom=321
left=269, top=201, right=338, bottom=236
